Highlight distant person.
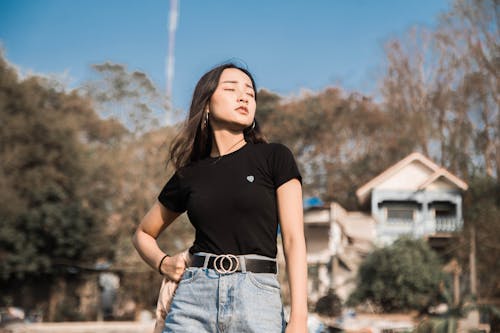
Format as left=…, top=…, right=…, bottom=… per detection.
left=133, top=62, right=307, bottom=333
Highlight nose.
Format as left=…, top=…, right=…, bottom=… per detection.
left=237, top=90, right=249, bottom=103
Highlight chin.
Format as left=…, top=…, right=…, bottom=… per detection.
left=227, top=119, right=251, bottom=129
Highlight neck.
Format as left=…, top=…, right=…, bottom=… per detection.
left=210, top=129, right=246, bottom=157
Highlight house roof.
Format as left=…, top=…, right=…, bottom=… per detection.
left=356, top=152, right=468, bottom=205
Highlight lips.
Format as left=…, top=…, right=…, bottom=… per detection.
left=236, top=106, right=249, bottom=114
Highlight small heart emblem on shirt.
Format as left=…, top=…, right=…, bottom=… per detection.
left=246, top=175, right=254, bottom=182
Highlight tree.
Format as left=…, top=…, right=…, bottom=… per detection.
left=348, top=237, right=444, bottom=313
left=381, top=28, right=439, bottom=158
left=0, top=51, right=197, bottom=318
left=460, top=174, right=500, bottom=302
left=255, top=88, right=281, bottom=126
left=0, top=51, right=120, bottom=281
left=380, top=0, right=499, bottom=180
left=437, top=0, right=499, bottom=179
left=83, top=62, right=170, bottom=136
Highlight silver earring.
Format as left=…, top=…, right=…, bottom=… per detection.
left=204, top=111, right=209, bottom=127
left=251, top=120, right=255, bottom=130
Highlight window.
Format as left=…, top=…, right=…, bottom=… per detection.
left=379, top=201, right=420, bottom=224
left=431, top=202, right=456, bottom=219
left=430, top=201, right=458, bottom=232
left=387, top=207, right=414, bottom=223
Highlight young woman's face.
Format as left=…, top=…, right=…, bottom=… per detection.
left=208, top=68, right=256, bottom=131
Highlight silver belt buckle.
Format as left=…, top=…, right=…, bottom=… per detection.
left=214, top=254, right=239, bottom=274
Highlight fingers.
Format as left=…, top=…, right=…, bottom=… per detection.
left=162, top=254, right=187, bottom=282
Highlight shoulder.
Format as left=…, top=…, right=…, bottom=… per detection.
left=253, top=142, right=302, bottom=186
left=250, top=142, right=298, bottom=171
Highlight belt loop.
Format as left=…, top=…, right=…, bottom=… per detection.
left=203, top=254, right=210, bottom=269
left=239, top=255, right=247, bottom=273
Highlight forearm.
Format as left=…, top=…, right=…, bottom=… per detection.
left=283, top=234, right=308, bottom=322
left=132, top=229, right=166, bottom=272
left=132, top=202, right=179, bottom=272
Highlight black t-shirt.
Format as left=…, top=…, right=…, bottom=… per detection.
left=157, top=141, right=302, bottom=258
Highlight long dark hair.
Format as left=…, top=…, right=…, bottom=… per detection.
left=168, top=62, right=267, bottom=170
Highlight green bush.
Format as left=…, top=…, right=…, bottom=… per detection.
left=315, top=289, right=342, bottom=317
left=348, top=237, right=443, bottom=312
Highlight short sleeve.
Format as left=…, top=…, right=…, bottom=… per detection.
left=270, top=143, right=302, bottom=189
left=157, top=171, right=188, bottom=213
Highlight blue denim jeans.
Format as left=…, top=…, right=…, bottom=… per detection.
left=163, top=253, right=287, bottom=333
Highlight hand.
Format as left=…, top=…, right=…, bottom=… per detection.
left=160, top=253, right=188, bottom=282
left=285, top=319, right=308, bottom=333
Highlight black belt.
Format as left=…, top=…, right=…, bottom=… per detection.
left=190, top=254, right=277, bottom=274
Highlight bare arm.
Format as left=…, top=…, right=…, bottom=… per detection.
left=132, top=200, right=187, bottom=281
left=277, top=179, right=308, bottom=332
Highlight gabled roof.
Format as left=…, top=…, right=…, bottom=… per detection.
left=356, top=152, right=468, bottom=205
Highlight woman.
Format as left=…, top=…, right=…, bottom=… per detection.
left=133, top=62, right=307, bottom=333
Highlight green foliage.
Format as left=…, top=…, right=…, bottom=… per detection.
left=0, top=51, right=192, bottom=318
left=348, top=237, right=444, bottom=313
left=315, top=290, right=342, bottom=317
left=0, top=53, right=111, bottom=280
left=460, top=174, right=500, bottom=302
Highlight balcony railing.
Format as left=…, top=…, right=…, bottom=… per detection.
left=435, top=217, right=462, bottom=232
left=386, top=218, right=414, bottom=224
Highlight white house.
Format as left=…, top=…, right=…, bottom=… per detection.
left=304, top=152, right=468, bottom=304
left=356, top=152, right=468, bottom=245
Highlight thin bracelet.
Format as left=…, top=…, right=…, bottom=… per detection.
left=158, top=254, right=169, bottom=275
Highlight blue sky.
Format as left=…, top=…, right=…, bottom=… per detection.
left=0, top=0, right=450, bottom=113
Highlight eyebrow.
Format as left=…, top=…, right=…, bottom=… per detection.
left=221, top=80, right=254, bottom=90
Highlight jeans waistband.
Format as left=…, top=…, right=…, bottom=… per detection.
left=190, top=253, right=277, bottom=274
